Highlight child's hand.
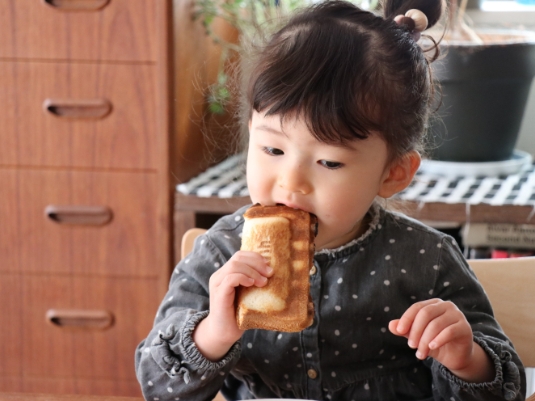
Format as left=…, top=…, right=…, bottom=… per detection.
left=389, top=299, right=494, bottom=382
left=193, top=251, right=273, bottom=361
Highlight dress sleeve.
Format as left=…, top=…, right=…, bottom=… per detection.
left=426, top=237, right=525, bottom=401
left=135, top=230, right=241, bottom=401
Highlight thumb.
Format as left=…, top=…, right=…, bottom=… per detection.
left=389, top=319, right=408, bottom=338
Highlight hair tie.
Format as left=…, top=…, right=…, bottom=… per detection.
left=394, top=9, right=429, bottom=42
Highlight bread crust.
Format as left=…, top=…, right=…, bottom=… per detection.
left=236, top=204, right=317, bottom=332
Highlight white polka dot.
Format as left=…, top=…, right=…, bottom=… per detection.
left=297, top=364, right=302, bottom=367
left=335, top=350, right=340, bottom=356
left=381, top=327, right=387, bottom=333
left=391, top=355, right=396, bottom=360
left=220, top=371, right=225, bottom=376
left=384, top=306, right=390, bottom=312
left=364, top=383, right=370, bottom=390
left=438, top=243, right=443, bottom=248
left=378, top=365, right=383, bottom=369
left=182, top=278, right=187, bottom=282
left=148, top=381, right=154, bottom=386
left=235, top=215, right=242, bottom=221
left=352, top=343, right=357, bottom=348
left=411, top=295, right=416, bottom=299
left=337, top=278, right=343, bottom=284
left=224, top=235, right=230, bottom=239
left=306, top=353, right=312, bottom=358
left=174, top=268, right=179, bottom=274
left=352, top=294, right=358, bottom=299
left=385, top=255, right=391, bottom=260
left=401, top=269, right=407, bottom=273
left=420, top=249, right=425, bottom=254
left=378, top=224, right=382, bottom=229
left=444, top=282, right=450, bottom=287
left=384, top=280, right=390, bottom=286
left=284, top=374, right=289, bottom=379
left=389, top=239, right=395, bottom=243
left=433, top=265, right=439, bottom=270
left=144, top=347, right=151, bottom=353
left=214, top=262, right=220, bottom=268
left=277, top=333, right=282, bottom=340
left=324, top=295, right=329, bottom=299
left=292, top=347, right=298, bottom=351
left=370, top=271, right=376, bottom=275
left=342, top=258, right=348, bottom=263
left=360, top=247, right=364, bottom=251
left=379, top=349, right=384, bottom=354
left=264, top=359, right=269, bottom=364
left=154, top=398, right=159, bottom=401
left=167, top=296, right=173, bottom=302
left=184, top=259, right=190, bottom=264
left=201, top=375, right=206, bottom=380
left=200, top=239, right=205, bottom=245
left=335, top=330, right=340, bottom=336
left=286, top=383, right=292, bottom=388
left=331, top=372, right=336, bottom=377
left=429, top=289, right=434, bottom=295
left=247, top=343, right=252, bottom=349
left=335, top=305, right=341, bottom=311
left=167, top=387, right=173, bottom=393
left=366, top=317, right=372, bottom=321
left=407, top=227, right=413, bottom=231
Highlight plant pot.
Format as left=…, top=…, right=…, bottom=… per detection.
left=428, top=31, right=535, bottom=162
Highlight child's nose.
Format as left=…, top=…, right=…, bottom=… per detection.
left=277, top=167, right=312, bottom=195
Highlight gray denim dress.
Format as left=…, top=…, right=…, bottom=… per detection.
left=135, top=204, right=524, bottom=401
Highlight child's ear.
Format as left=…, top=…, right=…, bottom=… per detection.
left=378, top=151, right=421, bottom=198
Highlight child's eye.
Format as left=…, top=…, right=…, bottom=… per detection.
left=262, top=147, right=284, bottom=156
left=318, top=160, right=343, bottom=170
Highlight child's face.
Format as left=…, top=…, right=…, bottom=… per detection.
left=247, top=111, right=394, bottom=250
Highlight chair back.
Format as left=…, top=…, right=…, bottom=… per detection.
left=181, top=228, right=208, bottom=260
left=468, top=256, right=535, bottom=367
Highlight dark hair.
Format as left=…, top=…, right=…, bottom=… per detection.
left=245, top=0, right=444, bottom=160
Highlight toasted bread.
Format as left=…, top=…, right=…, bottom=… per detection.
left=236, top=204, right=317, bottom=332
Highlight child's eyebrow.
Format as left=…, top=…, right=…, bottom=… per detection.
left=255, top=124, right=289, bottom=138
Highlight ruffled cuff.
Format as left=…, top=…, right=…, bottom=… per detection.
left=148, top=311, right=241, bottom=385
left=438, top=335, right=522, bottom=400
left=180, top=310, right=242, bottom=371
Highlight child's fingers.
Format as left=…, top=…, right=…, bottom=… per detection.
left=413, top=314, right=458, bottom=359
left=394, top=299, right=441, bottom=335
left=211, top=251, right=272, bottom=288
left=406, top=301, right=450, bottom=349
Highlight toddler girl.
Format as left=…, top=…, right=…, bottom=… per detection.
left=135, top=0, right=524, bottom=399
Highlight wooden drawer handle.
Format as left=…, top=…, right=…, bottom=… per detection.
left=42, top=0, right=110, bottom=11
left=45, top=205, right=113, bottom=226
left=46, top=309, right=114, bottom=330
left=43, top=98, right=112, bottom=119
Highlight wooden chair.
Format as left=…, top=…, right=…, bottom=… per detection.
left=468, top=256, right=535, bottom=399
left=182, top=231, right=535, bottom=400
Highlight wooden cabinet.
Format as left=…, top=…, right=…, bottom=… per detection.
left=0, top=0, right=172, bottom=397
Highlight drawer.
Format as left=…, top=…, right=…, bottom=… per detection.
left=0, top=0, right=156, bottom=62
left=0, top=169, right=166, bottom=277
left=21, top=275, right=161, bottom=385
left=0, top=61, right=158, bottom=170
left=0, top=274, right=23, bottom=379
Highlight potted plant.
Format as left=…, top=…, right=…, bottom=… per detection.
left=426, top=0, right=535, bottom=163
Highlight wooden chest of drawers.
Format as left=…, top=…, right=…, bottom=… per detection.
left=0, top=0, right=172, bottom=396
